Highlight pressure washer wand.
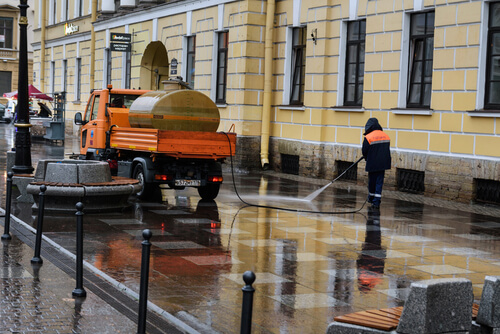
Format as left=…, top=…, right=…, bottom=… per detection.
left=303, top=156, right=364, bottom=202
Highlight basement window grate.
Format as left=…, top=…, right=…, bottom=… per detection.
left=475, top=179, right=500, bottom=205
left=397, top=168, right=425, bottom=193
left=336, top=160, right=358, bottom=181
left=281, top=154, right=299, bottom=175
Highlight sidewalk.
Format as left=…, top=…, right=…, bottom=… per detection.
left=0, top=208, right=191, bottom=334
left=4, top=159, right=500, bottom=333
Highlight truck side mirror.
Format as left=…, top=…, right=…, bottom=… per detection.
left=74, top=112, right=87, bottom=125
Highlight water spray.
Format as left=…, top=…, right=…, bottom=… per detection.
left=302, top=156, right=364, bottom=202
left=222, top=133, right=367, bottom=215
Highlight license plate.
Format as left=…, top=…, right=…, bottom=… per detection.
left=175, top=179, right=201, bottom=187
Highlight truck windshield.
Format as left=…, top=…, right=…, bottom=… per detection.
left=110, top=94, right=141, bottom=108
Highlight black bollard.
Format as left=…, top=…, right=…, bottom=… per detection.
left=1, top=172, right=13, bottom=240
left=137, top=229, right=152, bottom=334
left=240, top=271, right=256, bottom=334
left=72, top=202, right=86, bottom=298
left=31, top=185, right=46, bottom=264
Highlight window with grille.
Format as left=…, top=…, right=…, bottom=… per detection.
left=344, top=20, right=366, bottom=106
left=397, top=168, right=425, bottom=193
left=281, top=154, right=300, bottom=175
left=407, top=12, right=434, bottom=108
left=475, top=179, right=500, bottom=205
left=336, top=160, right=358, bottom=181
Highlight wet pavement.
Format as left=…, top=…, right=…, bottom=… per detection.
left=2, top=122, right=500, bottom=333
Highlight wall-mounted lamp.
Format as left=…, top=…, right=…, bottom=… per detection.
left=311, top=28, right=317, bottom=45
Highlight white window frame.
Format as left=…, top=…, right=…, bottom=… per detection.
left=336, top=21, right=348, bottom=107
left=210, top=30, right=227, bottom=103
left=62, top=59, right=67, bottom=93
left=50, top=61, right=55, bottom=94
left=49, top=0, right=55, bottom=25
left=62, top=0, right=69, bottom=22
left=282, top=27, right=294, bottom=105
left=75, top=57, right=81, bottom=101
left=476, top=1, right=490, bottom=111
left=183, top=35, right=196, bottom=88
left=282, top=26, right=307, bottom=106
left=397, top=13, right=412, bottom=109
left=104, top=48, right=112, bottom=87
left=38, top=0, right=42, bottom=28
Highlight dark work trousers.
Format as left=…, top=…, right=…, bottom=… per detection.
left=367, top=171, right=385, bottom=206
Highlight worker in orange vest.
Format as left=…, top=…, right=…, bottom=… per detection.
left=362, top=118, right=391, bottom=210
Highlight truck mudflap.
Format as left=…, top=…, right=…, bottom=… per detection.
left=110, top=128, right=236, bottom=159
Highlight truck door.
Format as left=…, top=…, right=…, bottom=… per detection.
left=81, top=94, right=100, bottom=154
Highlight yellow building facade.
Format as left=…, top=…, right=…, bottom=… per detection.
left=33, top=0, right=500, bottom=203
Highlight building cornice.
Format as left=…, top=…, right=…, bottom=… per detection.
left=93, top=0, right=238, bottom=32
left=32, top=32, right=91, bottom=50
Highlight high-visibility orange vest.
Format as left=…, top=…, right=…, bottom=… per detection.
left=365, top=130, right=390, bottom=145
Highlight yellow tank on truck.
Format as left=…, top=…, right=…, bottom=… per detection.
left=128, top=90, right=220, bottom=132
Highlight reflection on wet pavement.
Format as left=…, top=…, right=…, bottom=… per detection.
left=1, top=124, right=500, bottom=333
left=0, top=232, right=136, bottom=333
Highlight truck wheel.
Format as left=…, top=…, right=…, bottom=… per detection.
left=133, top=164, right=152, bottom=199
left=197, top=183, right=220, bottom=200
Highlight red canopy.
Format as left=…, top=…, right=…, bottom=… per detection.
left=3, top=84, right=53, bottom=101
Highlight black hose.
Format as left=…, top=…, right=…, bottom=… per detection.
left=222, top=132, right=367, bottom=214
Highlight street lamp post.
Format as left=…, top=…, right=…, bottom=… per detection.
left=12, top=0, right=33, bottom=174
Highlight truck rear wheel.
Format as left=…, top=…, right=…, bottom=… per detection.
left=198, top=183, right=220, bottom=200
left=133, top=164, right=153, bottom=199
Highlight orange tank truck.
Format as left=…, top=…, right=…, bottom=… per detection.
left=74, top=80, right=236, bottom=200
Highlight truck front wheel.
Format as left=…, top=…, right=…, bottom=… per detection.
left=197, top=183, right=220, bottom=200
left=133, top=164, right=153, bottom=199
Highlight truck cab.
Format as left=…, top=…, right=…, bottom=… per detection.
left=76, top=87, right=149, bottom=159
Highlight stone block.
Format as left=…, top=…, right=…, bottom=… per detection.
left=34, top=159, right=70, bottom=181
left=477, top=276, right=500, bottom=327
left=396, top=278, right=473, bottom=334
left=78, top=162, right=112, bottom=183
left=44, top=163, right=78, bottom=183
left=12, top=175, right=34, bottom=203
left=326, top=321, right=393, bottom=334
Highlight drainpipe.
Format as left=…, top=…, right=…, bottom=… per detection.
left=90, top=0, right=97, bottom=90
left=40, top=0, right=46, bottom=90
left=259, top=0, right=275, bottom=170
